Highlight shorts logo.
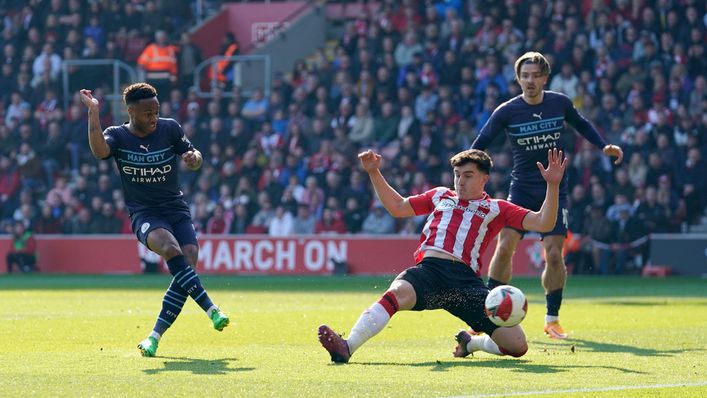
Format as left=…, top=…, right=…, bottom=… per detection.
left=141, top=222, right=151, bottom=234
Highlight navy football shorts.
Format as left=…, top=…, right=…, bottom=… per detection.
left=507, top=182, right=568, bottom=237
left=130, top=208, right=198, bottom=249
left=396, top=257, right=500, bottom=335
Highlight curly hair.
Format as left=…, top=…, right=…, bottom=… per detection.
left=123, top=82, right=157, bottom=105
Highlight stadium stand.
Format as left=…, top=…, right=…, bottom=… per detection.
left=0, top=0, right=704, bottom=275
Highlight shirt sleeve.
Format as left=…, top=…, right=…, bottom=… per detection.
left=102, top=127, right=117, bottom=159
left=471, top=102, right=507, bottom=150
left=407, top=188, right=442, bottom=216
left=171, top=119, right=195, bottom=155
left=562, top=94, right=608, bottom=149
left=498, top=200, right=530, bottom=230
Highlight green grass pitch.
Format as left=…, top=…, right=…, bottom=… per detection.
left=0, top=275, right=705, bottom=397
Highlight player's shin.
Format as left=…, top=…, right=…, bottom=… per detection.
left=545, top=288, right=563, bottom=321
left=347, top=291, right=399, bottom=354
left=166, top=255, right=216, bottom=315
left=151, top=278, right=188, bottom=339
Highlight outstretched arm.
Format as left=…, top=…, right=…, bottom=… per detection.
left=522, top=148, right=568, bottom=232
left=358, top=150, right=415, bottom=218
left=565, top=96, right=623, bottom=165
left=79, top=89, right=111, bottom=159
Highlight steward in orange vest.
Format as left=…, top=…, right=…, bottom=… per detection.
left=138, top=30, right=178, bottom=81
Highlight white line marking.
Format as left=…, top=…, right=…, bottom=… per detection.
left=445, top=381, right=707, bottom=398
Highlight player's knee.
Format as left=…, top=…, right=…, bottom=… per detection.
left=182, top=245, right=198, bottom=267
left=496, top=240, right=516, bottom=261
left=504, top=343, right=528, bottom=358
left=545, top=246, right=564, bottom=268
left=498, top=337, right=528, bottom=358
left=388, top=282, right=416, bottom=310
left=152, top=240, right=181, bottom=258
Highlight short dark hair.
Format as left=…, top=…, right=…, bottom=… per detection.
left=123, top=83, right=157, bottom=105
left=449, top=149, right=492, bottom=174
left=514, top=51, right=551, bottom=80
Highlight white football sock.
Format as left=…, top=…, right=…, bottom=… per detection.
left=149, top=331, right=161, bottom=341
left=207, top=305, right=218, bottom=317
left=545, top=315, right=559, bottom=323
left=467, top=335, right=503, bottom=356
left=346, top=303, right=391, bottom=354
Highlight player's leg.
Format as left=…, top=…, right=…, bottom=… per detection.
left=181, top=243, right=229, bottom=330
left=319, top=270, right=419, bottom=363
left=542, top=234, right=568, bottom=339
left=448, top=283, right=528, bottom=358
left=486, top=228, right=523, bottom=289
left=161, top=212, right=229, bottom=331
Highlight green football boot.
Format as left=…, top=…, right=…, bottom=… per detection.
left=137, top=336, right=159, bottom=357
left=210, top=308, right=230, bottom=331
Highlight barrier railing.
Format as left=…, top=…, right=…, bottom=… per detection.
left=61, top=59, right=138, bottom=125
left=192, top=54, right=272, bottom=99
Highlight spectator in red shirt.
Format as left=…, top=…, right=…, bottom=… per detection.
left=205, top=203, right=231, bottom=234
left=315, top=207, right=347, bottom=234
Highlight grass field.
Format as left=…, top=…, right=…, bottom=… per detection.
left=0, top=275, right=705, bottom=397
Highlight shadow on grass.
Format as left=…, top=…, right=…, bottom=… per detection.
left=142, top=357, right=254, bottom=375
left=350, top=359, right=645, bottom=374
left=530, top=338, right=705, bottom=357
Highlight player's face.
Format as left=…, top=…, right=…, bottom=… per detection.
left=454, top=163, right=489, bottom=200
left=518, top=63, right=548, bottom=99
left=130, top=97, right=159, bottom=134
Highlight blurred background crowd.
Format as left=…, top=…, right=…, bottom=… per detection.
left=0, top=0, right=704, bottom=274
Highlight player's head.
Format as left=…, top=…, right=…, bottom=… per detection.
left=449, top=149, right=492, bottom=199
left=514, top=52, right=550, bottom=99
left=124, top=83, right=159, bottom=134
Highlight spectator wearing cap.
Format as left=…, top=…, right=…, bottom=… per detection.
left=361, top=201, right=395, bottom=234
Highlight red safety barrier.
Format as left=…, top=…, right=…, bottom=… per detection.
left=0, top=235, right=546, bottom=276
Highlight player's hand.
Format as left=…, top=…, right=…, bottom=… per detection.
left=537, top=148, right=567, bottom=186
left=182, top=150, right=201, bottom=170
left=358, top=149, right=382, bottom=172
left=78, top=89, right=99, bottom=111
left=603, top=144, right=623, bottom=165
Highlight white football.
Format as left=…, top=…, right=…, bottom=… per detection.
left=484, top=285, right=528, bottom=327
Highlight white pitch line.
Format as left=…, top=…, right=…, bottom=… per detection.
left=444, top=381, right=707, bottom=398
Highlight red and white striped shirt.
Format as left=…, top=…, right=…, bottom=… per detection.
left=408, top=188, right=529, bottom=275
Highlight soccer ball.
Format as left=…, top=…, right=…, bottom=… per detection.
left=484, top=285, right=528, bottom=327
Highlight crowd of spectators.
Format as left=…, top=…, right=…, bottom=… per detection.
left=0, top=0, right=705, bottom=275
